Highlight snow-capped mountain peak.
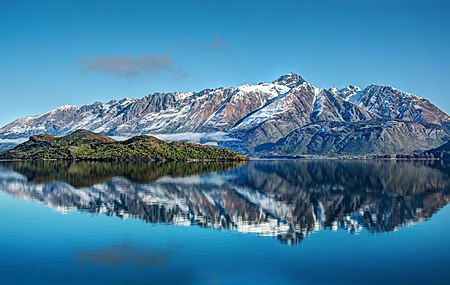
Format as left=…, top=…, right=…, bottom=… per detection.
left=328, top=85, right=362, bottom=101
left=272, top=73, right=306, bottom=88
left=340, top=85, right=362, bottom=101
left=54, top=104, right=79, bottom=111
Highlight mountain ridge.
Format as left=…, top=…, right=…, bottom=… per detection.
left=1, top=73, right=449, bottom=155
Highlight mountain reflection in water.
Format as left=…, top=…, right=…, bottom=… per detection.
left=0, top=160, right=449, bottom=245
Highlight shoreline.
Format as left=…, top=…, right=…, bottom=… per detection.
left=252, top=155, right=449, bottom=161
left=0, top=157, right=447, bottom=162
left=0, top=158, right=249, bottom=162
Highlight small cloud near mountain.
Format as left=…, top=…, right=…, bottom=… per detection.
left=205, top=33, right=232, bottom=51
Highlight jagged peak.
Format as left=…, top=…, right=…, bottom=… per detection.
left=363, top=84, right=393, bottom=92
left=272, top=73, right=306, bottom=88
left=50, top=104, right=79, bottom=112
left=327, top=85, right=361, bottom=102
left=363, top=84, right=409, bottom=93
left=329, top=87, right=339, bottom=92
left=363, top=84, right=424, bottom=100
left=340, top=85, right=361, bottom=92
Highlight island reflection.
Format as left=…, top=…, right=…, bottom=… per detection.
left=0, top=160, right=449, bottom=245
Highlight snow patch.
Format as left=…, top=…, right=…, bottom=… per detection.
left=312, top=88, right=325, bottom=115
left=53, top=104, right=79, bottom=111
left=238, top=83, right=290, bottom=96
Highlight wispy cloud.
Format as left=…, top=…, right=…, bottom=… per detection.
left=152, top=132, right=238, bottom=142
left=110, top=132, right=239, bottom=144
left=0, top=138, right=27, bottom=144
left=81, top=53, right=184, bottom=78
left=205, top=33, right=231, bottom=51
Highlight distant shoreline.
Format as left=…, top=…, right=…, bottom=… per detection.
left=253, top=155, right=449, bottom=161
left=0, top=158, right=248, bottom=162
left=1, top=157, right=447, bottom=162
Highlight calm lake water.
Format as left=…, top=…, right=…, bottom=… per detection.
left=0, top=160, right=449, bottom=285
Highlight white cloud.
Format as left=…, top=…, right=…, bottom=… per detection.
left=109, top=132, right=239, bottom=144
left=0, top=138, right=27, bottom=144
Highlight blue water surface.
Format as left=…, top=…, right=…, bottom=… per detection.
left=0, top=160, right=449, bottom=285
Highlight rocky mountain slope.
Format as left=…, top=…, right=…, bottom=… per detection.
left=0, top=160, right=449, bottom=245
left=337, top=85, right=450, bottom=133
left=0, top=130, right=248, bottom=161
left=1, top=73, right=449, bottom=155
left=255, top=119, right=448, bottom=156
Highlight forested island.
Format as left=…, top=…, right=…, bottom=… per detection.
left=0, top=130, right=248, bottom=162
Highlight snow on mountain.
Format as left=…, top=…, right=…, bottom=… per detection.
left=338, top=85, right=450, bottom=132
left=311, top=87, right=325, bottom=116
left=231, top=82, right=320, bottom=134
left=272, top=73, right=306, bottom=88
left=329, top=85, right=362, bottom=101
left=1, top=73, right=449, bottom=155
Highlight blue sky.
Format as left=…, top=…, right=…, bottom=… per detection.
left=1, top=0, right=450, bottom=127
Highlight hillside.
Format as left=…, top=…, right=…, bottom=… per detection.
left=0, top=130, right=248, bottom=161
left=253, top=119, right=449, bottom=156
left=424, top=140, right=450, bottom=160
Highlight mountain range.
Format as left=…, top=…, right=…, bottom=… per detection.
left=1, top=73, right=449, bottom=156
